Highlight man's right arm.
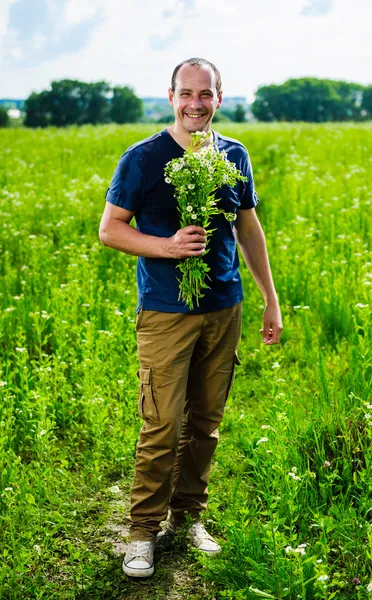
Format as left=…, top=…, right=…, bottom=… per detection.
left=99, top=202, right=207, bottom=260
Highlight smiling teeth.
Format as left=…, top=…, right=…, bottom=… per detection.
left=187, top=114, right=204, bottom=118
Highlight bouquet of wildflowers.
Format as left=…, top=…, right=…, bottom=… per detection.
left=164, top=131, right=247, bottom=310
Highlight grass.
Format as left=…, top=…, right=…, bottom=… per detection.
left=0, top=122, right=371, bottom=599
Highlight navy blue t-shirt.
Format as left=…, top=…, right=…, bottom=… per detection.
left=106, top=128, right=259, bottom=314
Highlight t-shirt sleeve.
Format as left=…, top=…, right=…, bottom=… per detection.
left=239, top=147, right=260, bottom=210
left=105, top=148, right=143, bottom=213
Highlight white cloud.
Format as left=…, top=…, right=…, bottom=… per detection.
left=0, top=0, right=371, bottom=100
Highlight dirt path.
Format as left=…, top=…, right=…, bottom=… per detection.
left=97, top=487, right=217, bottom=600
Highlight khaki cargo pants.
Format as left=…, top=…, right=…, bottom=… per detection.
left=129, top=302, right=242, bottom=542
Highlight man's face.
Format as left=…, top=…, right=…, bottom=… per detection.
left=168, top=64, right=222, bottom=134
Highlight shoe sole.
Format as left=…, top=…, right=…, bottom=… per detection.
left=122, top=563, right=154, bottom=578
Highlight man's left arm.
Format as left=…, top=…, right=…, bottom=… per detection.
left=234, top=208, right=283, bottom=345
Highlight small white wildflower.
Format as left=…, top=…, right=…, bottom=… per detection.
left=367, top=582, right=372, bottom=592
left=365, top=414, right=371, bottom=419
left=5, top=307, right=15, bottom=312
left=108, top=485, right=121, bottom=494
left=323, top=460, right=331, bottom=467
left=271, top=362, right=280, bottom=369
left=15, top=347, right=27, bottom=353
left=115, top=310, right=123, bottom=316
left=257, top=437, right=269, bottom=444
left=0, top=381, right=7, bottom=387
left=291, top=467, right=298, bottom=473
left=261, top=425, right=270, bottom=429
left=33, top=545, right=41, bottom=554
left=367, top=404, right=372, bottom=409
left=201, top=206, right=206, bottom=212
left=188, top=184, right=195, bottom=190
left=316, top=559, right=323, bottom=563
left=4, top=487, right=13, bottom=492
left=39, top=430, right=47, bottom=437
left=165, top=177, right=171, bottom=184
left=186, top=205, right=193, bottom=212
left=317, top=575, right=328, bottom=582
left=285, top=546, right=293, bottom=553
left=191, top=214, right=197, bottom=220
left=355, top=303, right=369, bottom=308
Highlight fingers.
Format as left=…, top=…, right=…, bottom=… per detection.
left=260, top=326, right=282, bottom=345
left=184, top=225, right=207, bottom=236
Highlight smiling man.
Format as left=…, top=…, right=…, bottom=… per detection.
left=99, top=57, right=282, bottom=578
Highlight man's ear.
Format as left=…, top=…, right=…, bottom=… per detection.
left=168, top=87, right=174, bottom=107
left=217, top=91, right=223, bottom=110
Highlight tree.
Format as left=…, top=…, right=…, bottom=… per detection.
left=234, top=104, right=246, bottom=122
left=251, top=78, right=367, bottom=122
left=110, top=86, right=143, bottom=123
left=24, top=91, right=50, bottom=127
left=361, top=86, right=372, bottom=119
left=0, top=106, right=9, bottom=127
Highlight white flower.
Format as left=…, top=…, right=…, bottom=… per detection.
left=355, top=303, right=369, bottom=308
left=316, top=559, right=323, bottom=563
left=188, top=184, right=195, bottom=190
left=288, top=472, right=301, bottom=481
left=15, top=347, right=27, bottom=353
left=257, top=437, right=269, bottom=444
left=317, top=575, right=328, bottom=582
left=33, top=545, right=41, bottom=554
left=365, top=414, right=371, bottom=419
left=191, top=214, right=197, bottom=220
left=261, top=425, right=270, bottom=429
left=165, top=177, right=171, bottom=184
left=367, top=582, right=372, bottom=592
left=0, top=381, right=7, bottom=387
left=186, top=205, right=193, bottom=212
left=291, top=466, right=297, bottom=473
left=271, top=362, right=280, bottom=369
left=172, top=162, right=183, bottom=171
left=201, top=206, right=206, bottom=212
left=285, top=546, right=293, bottom=553
left=4, top=487, right=13, bottom=492
left=115, top=310, right=123, bottom=316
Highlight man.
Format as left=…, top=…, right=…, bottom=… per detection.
left=99, top=57, right=282, bottom=578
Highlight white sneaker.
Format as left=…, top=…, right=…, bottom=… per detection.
left=122, top=540, right=155, bottom=577
left=187, top=522, right=221, bottom=554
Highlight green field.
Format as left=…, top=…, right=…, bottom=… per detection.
left=0, top=123, right=371, bottom=599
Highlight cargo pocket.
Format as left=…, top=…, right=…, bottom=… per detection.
left=225, top=351, right=241, bottom=404
left=137, top=367, right=160, bottom=425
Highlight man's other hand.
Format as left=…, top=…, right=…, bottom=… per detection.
left=260, top=303, right=283, bottom=345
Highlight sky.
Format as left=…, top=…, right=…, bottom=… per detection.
left=0, top=0, right=371, bottom=102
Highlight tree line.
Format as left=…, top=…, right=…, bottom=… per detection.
left=22, top=80, right=143, bottom=128
left=0, top=77, right=371, bottom=128
left=251, top=78, right=372, bottom=122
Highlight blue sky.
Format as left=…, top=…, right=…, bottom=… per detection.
left=0, top=0, right=371, bottom=100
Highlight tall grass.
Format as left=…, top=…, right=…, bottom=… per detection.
left=0, top=123, right=371, bottom=599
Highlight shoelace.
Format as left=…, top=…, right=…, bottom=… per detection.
left=189, top=522, right=214, bottom=542
left=129, top=541, right=153, bottom=561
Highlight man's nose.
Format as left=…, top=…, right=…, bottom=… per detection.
left=190, top=95, right=203, bottom=110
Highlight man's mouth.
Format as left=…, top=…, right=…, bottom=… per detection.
left=184, top=113, right=206, bottom=119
